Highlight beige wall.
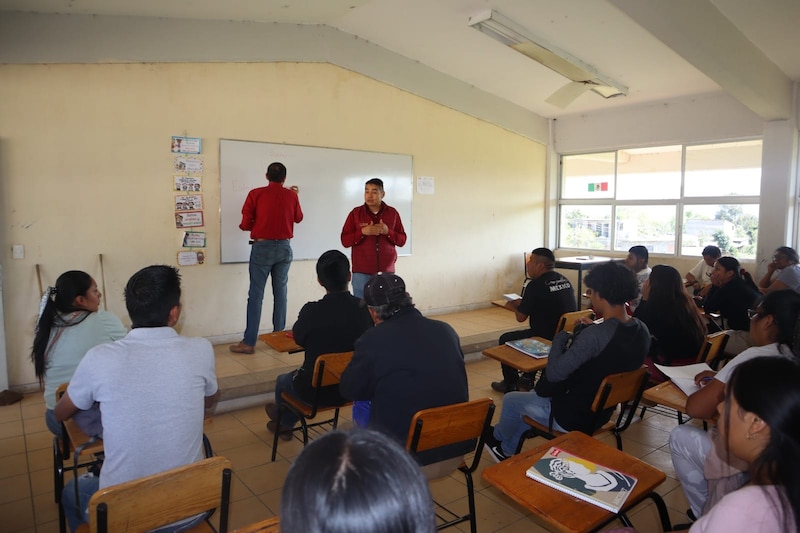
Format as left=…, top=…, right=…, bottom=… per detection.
left=0, top=62, right=546, bottom=389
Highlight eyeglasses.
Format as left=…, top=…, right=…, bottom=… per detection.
left=747, top=308, right=760, bottom=320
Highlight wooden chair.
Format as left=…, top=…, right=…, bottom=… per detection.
left=554, top=309, right=595, bottom=335
left=77, top=456, right=232, bottom=533
left=405, top=398, right=495, bottom=533
left=232, top=516, right=280, bottom=533
left=54, top=383, right=105, bottom=533
left=516, top=366, right=649, bottom=453
left=640, top=331, right=729, bottom=423
left=271, top=351, right=353, bottom=462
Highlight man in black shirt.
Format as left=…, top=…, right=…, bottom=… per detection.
left=491, top=248, right=576, bottom=393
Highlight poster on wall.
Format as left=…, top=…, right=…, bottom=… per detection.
left=182, top=231, right=206, bottom=248
left=171, top=136, right=202, bottom=154
left=174, top=175, right=202, bottom=191
left=177, top=250, right=206, bottom=266
left=173, top=154, right=204, bottom=174
left=174, top=194, right=203, bottom=211
left=175, top=211, right=204, bottom=228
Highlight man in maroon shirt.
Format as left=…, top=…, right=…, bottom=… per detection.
left=340, top=178, right=407, bottom=298
left=231, top=162, right=303, bottom=354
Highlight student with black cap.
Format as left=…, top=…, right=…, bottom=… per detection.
left=340, top=272, right=469, bottom=465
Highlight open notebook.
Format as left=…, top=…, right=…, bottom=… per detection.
left=654, top=362, right=713, bottom=396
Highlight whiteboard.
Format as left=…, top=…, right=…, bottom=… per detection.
left=220, top=139, right=413, bottom=263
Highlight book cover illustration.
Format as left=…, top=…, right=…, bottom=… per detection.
left=505, top=338, right=551, bottom=358
left=525, top=446, right=637, bottom=513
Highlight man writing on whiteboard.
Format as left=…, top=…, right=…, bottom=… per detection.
left=340, top=178, right=407, bottom=298
left=231, top=162, right=303, bottom=354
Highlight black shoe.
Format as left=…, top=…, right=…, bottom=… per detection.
left=491, top=381, right=518, bottom=393
left=686, top=508, right=698, bottom=522
left=484, top=443, right=509, bottom=463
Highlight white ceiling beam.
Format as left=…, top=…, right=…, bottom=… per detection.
left=609, top=0, right=793, bottom=121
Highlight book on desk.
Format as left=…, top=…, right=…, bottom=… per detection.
left=526, top=446, right=638, bottom=513
left=505, top=338, right=551, bottom=359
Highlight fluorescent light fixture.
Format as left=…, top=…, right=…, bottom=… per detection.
left=468, top=9, right=628, bottom=107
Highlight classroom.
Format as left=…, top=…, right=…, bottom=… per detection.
left=0, top=1, right=798, bottom=531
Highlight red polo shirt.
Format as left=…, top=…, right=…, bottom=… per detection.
left=239, top=181, right=303, bottom=239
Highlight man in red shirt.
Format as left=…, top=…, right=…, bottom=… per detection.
left=340, top=178, right=407, bottom=298
left=231, top=162, right=303, bottom=354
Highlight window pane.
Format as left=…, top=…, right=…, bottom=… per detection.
left=614, top=205, right=676, bottom=253
left=559, top=205, right=611, bottom=250
left=684, top=140, right=762, bottom=197
left=682, top=204, right=759, bottom=259
left=616, top=146, right=682, bottom=200
left=561, top=153, right=615, bottom=199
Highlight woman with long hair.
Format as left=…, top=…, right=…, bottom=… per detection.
left=634, top=264, right=706, bottom=382
left=689, top=356, right=800, bottom=532
left=32, top=270, right=126, bottom=436
left=670, top=289, right=800, bottom=520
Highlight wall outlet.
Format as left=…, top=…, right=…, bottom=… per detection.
left=12, top=245, right=24, bottom=259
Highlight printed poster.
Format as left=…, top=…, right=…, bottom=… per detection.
left=175, top=211, right=204, bottom=228
left=173, top=154, right=204, bottom=174
left=182, top=231, right=207, bottom=248
left=177, top=250, right=206, bottom=266
left=174, top=194, right=203, bottom=211
left=171, top=136, right=202, bottom=154
left=174, top=175, right=202, bottom=192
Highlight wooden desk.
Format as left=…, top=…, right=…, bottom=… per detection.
left=642, top=381, right=688, bottom=414
left=259, top=331, right=302, bottom=353
left=482, top=431, right=670, bottom=533
left=233, top=516, right=280, bottom=533
left=482, top=337, right=551, bottom=374
left=554, top=256, right=616, bottom=309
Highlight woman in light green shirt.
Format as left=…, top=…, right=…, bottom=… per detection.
left=31, top=270, right=127, bottom=436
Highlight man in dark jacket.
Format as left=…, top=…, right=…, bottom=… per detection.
left=340, top=273, right=469, bottom=464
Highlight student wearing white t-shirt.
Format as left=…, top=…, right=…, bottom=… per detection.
left=685, top=245, right=721, bottom=298
left=669, top=289, right=800, bottom=520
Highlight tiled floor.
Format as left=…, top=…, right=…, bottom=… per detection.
left=1, top=307, right=695, bottom=532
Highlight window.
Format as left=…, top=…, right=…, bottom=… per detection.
left=558, top=140, right=761, bottom=259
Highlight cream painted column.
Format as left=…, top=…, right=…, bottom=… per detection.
left=756, top=119, right=799, bottom=277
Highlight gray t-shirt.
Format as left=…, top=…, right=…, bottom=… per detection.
left=68, top=326, right=217, bottom=489
left=776, top=264, right=800, bottom=293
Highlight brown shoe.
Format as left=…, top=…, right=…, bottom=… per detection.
left=267, top=421, right=293, bottom=441
left=229, top=342, right=255, bottom=354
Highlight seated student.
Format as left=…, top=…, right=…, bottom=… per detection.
left=701, top=256, right=760, bottom=355
left=634, top=265, right=706, bottom=383
left=669, top=289, right=800, bottom=520
left=492, top=247, right=576, bottom=394
left=340, top=273, right=469, bottom=465
left=687, top=357, right=800, bottom=532
left=484, top=261, right=651, bottom=462
left=281, top=429, right=436, bottom=533
left=758, top=246, right=800, bottom=295
left=31, top=270, right=126, bottom=437
left=56, top=265, right=218, bottom=532
left=624, top=245, right=651, bottom=311
left=686, top=245, right=721, bottom=298
left=264, top=250, right=373, bottom=440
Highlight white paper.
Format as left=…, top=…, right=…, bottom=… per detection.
left=416, top=176, right=435, bottom=195
left=503, top=293, right=522, bottom=301
left=654, top=362, right=713, bottom=397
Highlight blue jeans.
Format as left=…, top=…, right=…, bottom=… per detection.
left=244, top=240, right=293, bottom=346
left=493, top=391, right=567, bottom=456
left=63, top=473, right=205, bottom=532
left=46, top=408, right=63, bottom=438
left=351, top=272, right=372, bottom=299
left=274, top=371, right=300, bottom=428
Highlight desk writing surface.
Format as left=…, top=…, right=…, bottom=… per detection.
left=482, top=337, right=551, bottom=374
left=642, top=381, right=688, bottom=414
left=482, top=431, right=666, bottom=533
left=258, top=331, right=302, bottom=353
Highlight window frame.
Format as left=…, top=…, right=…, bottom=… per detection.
left=556, top=140, right=762, bottom=258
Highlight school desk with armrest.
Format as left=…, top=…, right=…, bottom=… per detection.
left=481, top=337, right=551, bottom=375
left=482, top=431, right=671, bottom=533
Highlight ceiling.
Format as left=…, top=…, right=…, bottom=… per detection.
left=1, top=0, right=798, bottom=120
